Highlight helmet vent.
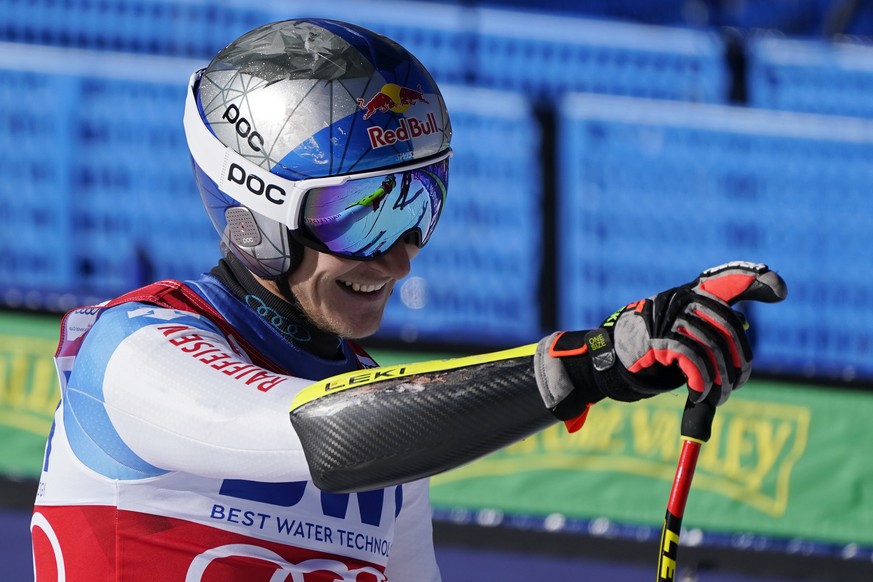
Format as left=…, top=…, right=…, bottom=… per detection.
left=225, top=207, right=262, bottom=248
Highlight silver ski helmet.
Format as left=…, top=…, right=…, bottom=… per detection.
left=184, top=19, right=452, bottom=279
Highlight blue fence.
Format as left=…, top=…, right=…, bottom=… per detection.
left=0, top=0, right=270, bottom=59
left=3, top=1, right=873, bottom=379
left=0, top=67, right=74, bottom=298
left=474, top=8, right=728, bottom=102
left=3, top=0, right=860, bottom=52
left=557, top=93, right=873, bottom=380
left=747, top=35, right=873, bottom=118
left=475, top=0, right=844, bottom=36
left=0, top=44, right=214, bottom=304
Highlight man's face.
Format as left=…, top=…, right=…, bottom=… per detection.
left=287, top=242, right=419, bottom=339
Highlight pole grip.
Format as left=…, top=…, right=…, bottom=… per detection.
left=680, top=394, right=718, bottom=442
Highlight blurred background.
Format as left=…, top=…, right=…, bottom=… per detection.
left=2, top=0, right=873, bottom=580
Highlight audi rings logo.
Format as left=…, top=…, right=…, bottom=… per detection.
left=186, top=544, right=387, bottom=581
left=73, top=307, right=101, bottom=316
left=245, top=295, right=312, bottom=343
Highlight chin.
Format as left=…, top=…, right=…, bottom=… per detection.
left=322, top=313, right=383, bottom=340
left=342, top=323, right=381, bottom=340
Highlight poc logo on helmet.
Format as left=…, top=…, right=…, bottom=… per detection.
left=222, top=104, right=265, bottom=152
left=227, top=163, right=286, bottom=205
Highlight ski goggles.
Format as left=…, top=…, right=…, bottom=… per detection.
left=185, top=69, right=451, bottom=260
left=295, top=153, right=450, bottom=257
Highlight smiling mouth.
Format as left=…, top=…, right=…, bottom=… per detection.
left=339, top=280, right=388, bottom=294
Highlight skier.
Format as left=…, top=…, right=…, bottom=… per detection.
left=32, top=18, right=786, bottom=581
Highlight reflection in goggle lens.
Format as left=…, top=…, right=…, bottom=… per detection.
left=301, top=157, right=449, bottom=258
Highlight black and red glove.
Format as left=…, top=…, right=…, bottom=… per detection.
left=534, top=262, right=788, bottom=422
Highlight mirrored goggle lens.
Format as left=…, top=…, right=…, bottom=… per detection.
left=300, top=157, right=450, bottom=258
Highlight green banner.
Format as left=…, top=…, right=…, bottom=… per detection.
left=430, top=381, right=872, bottom=548
left=2, top=314, right=872, bottom=549
left=0, top=311, right=62, bottom=478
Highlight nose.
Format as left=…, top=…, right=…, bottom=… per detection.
left=371, top=239, right=418, bottom=280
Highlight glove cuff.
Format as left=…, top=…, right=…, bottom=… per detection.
left=534, top=331, right=605, bottom=420
left=537, top=329, right=663, bottom=410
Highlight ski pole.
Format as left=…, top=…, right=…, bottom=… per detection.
left=656, top=393, right=718, bottom=582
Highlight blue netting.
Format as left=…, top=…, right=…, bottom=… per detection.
left=0, top=69, right=74, bottom=292
left=558, top=93, right=873, bottom=380
left=0, top=0, right=271, bottom=58
left=473, top=7, right=729, bottom=102
left=70, top=75, right=217, bottom=293
left=748, top=36, right=873, bottom=118
left=0, top=46, right=217, bottom=301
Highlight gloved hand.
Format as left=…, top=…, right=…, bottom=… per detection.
left=534, top=262, right=788, bottom=421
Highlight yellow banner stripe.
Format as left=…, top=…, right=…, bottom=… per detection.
left=290, top=343, right=538, bottom=411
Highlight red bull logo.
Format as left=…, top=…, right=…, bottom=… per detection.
left=356, top=84, right=429, bottom=120
left=367, top=113, right=438, bottom=150
left=358, top=84, right=438, bottom=149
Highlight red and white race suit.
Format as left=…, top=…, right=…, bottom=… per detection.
left=32, top=275, right=440, bottom=581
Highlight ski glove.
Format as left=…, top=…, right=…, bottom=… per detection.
left=535, top=262, right=788, bottom=421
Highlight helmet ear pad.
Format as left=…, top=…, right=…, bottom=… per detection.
left=221, top=206, right=302, bottom=280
